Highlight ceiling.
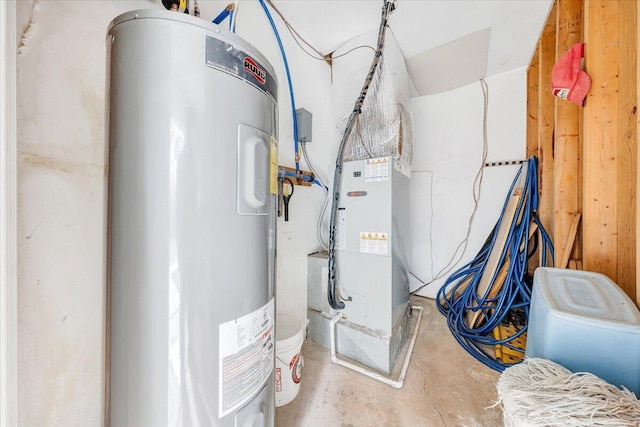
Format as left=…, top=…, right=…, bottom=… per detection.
left=256, top=0, right=553, bottom=78
left=15, top=0, right=553, bottom=94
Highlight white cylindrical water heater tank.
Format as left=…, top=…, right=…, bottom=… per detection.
left=106, top=10, right=278, bottom=426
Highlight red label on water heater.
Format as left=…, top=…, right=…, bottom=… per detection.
left=205, top=36, right=277, bottom=102
left=244, top=57, right=266, bottom=85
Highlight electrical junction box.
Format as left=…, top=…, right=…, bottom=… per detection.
left=296, top=108, right=312, bottom=143
left=306, top=156, right=411, bottom=374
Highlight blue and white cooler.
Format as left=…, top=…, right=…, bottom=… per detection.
left=526, top=267, right=640, bottom=396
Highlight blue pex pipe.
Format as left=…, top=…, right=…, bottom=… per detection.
left=258, top=0, right=300, bottom=172
left=212, top=7, right=230, bottom=24
left=282, top=170, right=326, bottom=189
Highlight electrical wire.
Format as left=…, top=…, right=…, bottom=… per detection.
left=300, top=144, right=328, bottom=190
left=410, top=79, right=490, bottom=296
left=435, top=156, right=554, bottom=372
left=264, top=0, right=376, bottom=65
left=265, top=0, right=327, bottom=61
left=433, top=79, right=488, bottom=279
left=327, top=0, right=396, bottom=310
left=285, top=29, right=327, bottom=62
left=301, top=142, right=329, bottom=250
left=258, top=0, right=300, bottom=172
left=331, top=45, right=377, bottom=60
left=231, top=0, right=238, bottom=32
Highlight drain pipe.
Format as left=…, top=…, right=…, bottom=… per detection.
left=329, top=305, right=424, bottom=389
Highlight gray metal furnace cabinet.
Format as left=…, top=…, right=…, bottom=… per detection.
left=333, top=156, right=411, bottom=373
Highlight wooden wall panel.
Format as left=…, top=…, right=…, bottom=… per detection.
left=527, top=48, right=540, bottom=275
left=553, top=0, right=583, bottom=267
left=527, top=0, right=637, bottom=303
left=616, top=0, right=637, bottom=298
left=527, top=47, right=540, bottom=160
left=583, top=0, right=620, bottom=283
left=538, top=4, right=557, bottom=248
left=637, top=0, right=640, bottom=306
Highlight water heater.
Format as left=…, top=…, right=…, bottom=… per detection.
left=106, top=10, right=278, bottom=426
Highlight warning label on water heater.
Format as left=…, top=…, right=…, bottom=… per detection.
left=218, top=298, right=274, bottom=418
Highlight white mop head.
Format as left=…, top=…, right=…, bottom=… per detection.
left=496, top=358, right=640, bottom=427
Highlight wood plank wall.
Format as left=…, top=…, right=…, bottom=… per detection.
left=554, top=0, right=582, bottom=269
left=527, top=0, right=638, bottom=304
left=538, top=5, right=557, bottom=246
left=638, top=0, right=640, bottom=307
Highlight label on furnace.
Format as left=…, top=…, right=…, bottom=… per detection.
left=360, top=232, right=388, bottom=255
left=364, top=157, right=390, bottom=183
left=218, top=298, right=274, bottom=418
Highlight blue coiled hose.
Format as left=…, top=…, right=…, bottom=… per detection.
left=436, top=156, right=553, bottom=372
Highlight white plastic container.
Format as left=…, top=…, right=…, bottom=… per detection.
left=275, top=315, right=304, bottom=407
left=526, top=268, right=640, bottom=395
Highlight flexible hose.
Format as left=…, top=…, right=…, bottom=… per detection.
left=258, top=0, right=300, bottom=172
left=301, top=142, right=329, bottom=250
left=327, top=0, right=395, bottom=310
left=436, top=157, right=553, bottom=372
left=301, top=142, right=328, bottom=190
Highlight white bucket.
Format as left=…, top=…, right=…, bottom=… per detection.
left=275, top=314, right=304, bottom=407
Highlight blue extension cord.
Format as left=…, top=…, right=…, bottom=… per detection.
left=436, top=156, right=554, bottom=372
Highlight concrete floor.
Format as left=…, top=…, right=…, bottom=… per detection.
left=275, top=298, right=503, bottom=427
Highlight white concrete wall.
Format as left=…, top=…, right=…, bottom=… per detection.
left=16, top=2, right=154, bottom=425
left=409, top=67, right=527, bottom=297
left=1, top=2, right=19, bottom=425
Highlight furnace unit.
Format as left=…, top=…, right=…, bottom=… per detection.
left=308, top=156, right=411, bottom=374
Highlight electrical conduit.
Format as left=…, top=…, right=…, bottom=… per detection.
left=327, top=0, right=395, bottom=310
